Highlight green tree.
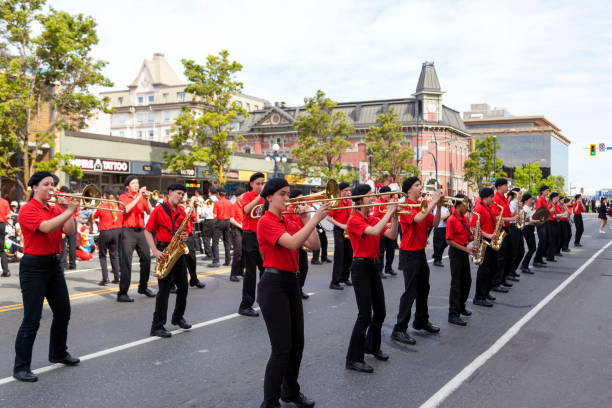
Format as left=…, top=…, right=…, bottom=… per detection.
left=540, top=174, right=566, bottom=194
left=164, top=50, right=246, bottom=182
left=513, top=162, right=543, bottom=196
left=0, top=0, right=112, bottom=196
left=365, top=108, right=419, bottom=183
left=291, top=90, right=355, bottom=182
left=463, top=136, right=506, bottom=190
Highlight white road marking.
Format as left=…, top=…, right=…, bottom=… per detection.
left=419, top=239, right=612, bottom=408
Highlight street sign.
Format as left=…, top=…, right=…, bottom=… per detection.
left=590, top=144, right=597, bottom=156
left=599, top=143, right=606, bottom=152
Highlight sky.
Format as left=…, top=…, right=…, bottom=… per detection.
left=49, top=0, right=612, bottom=194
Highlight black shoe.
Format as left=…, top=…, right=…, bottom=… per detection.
left=391, top=331, right=416, bottom=345
left=343, top=279, right=353, bottom=286
left=111, top=278, right=119, bottom=284
left=556, top=252, right=563, bottom=257
left=546, top=258, right=557, bottom=262
left=433, top=261, right=444, bottom=267
left=325, top=258, right=333, bottom=263
left=486, top=294, right=496, bottom=301
left=575, top=243, right=583, bottom=247
left=207, top=263, right=220, bottom=268
left=49, top=354, right=80, bottom=366
left=169, top=286, right=177, bottom=294
left=329, top=283, right=344, bottom=290
left=13, top=370, right=38, bottom=382
left=190, top=280, right=206, bottom=288
left=203, top=256, right=212, bottom=261
left=97, top=279, right=109, bottom=286
left=492, top=286, right=509, bottom=293
left=413, top=321, right=440, bottom=333
left=501, top=281, right=513, bottom=287
left=380, top=273, right=387, bottom=279
left=238, top=308, right=259, bottom=317
left=223, top=262, right=231, bottom=266
left=311, top=260, right=322, bottom=265
left=461, top=308, right=472, bottom=316
left=448, top=315, right=467, bottom=326
left=172, top=318, right=192, bottom=329
left=386, top=269, right=398, bottom=276
left=562, top=248, right=570, bottom=252
left=346, top=360, right=374, bottom=373
left=281, top=392, right=316, bottom=407
left=150, top=328, right=172, bottom=338
left=366, top=349, right=389, bottom=361
left=117, top=294, right=134, bottom=302
left=1, top=272, right=10, bottom=277
left=138, top=288, right=156, bottom=297
left=521, top=267, right=534, bottom=274
left=67, top=265, right=77, bottom=270
left=507, top=276, right=520, bottom=282
left=229, top=276, right=240, bottom=282
left=473, top=299, right=494, bottom=307
left=301, top=290, right=310, bottom=299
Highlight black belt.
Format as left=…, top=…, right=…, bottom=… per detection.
left=353, top=257, right=377, bottom=262
left=126, top=227, right=144, bottom=232
left=264, top=268, right=298, bottom=278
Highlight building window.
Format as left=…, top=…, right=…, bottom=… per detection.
left=164, top=111, right=170, bottom=121
left=244, top=147, right=251, bottom=154
left=254, top=105, right=259, bottom=110
left=119, top=131, right=125, bottom=137
left=148, top=129, right=154, bottom=140
left=148, top=95, right=154, bottom=104
left=165, top=129, right=170, bottom=137
left=236, top=101, right=243, bottom=107
left=147, top=112, right=155, bottom=123
left=163, top=93, right=169, bottom=103
left=177, top=92, right=185, bottom=102
left=137, top=130, right=143, bottom=139
left=246, top=103, right=251, bottom=111
left=118, top=97, right=124, bottom=106
left=137, top=113, right=144, bottom=123
left=138, top=96, right=144, bottom=105
left=119, top=114, right=126, bottom=124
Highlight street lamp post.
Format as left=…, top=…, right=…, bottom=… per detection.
left=493, top=135, right=497, bottom=183
left=265, top=143, right=287, bottom=178
left=422, top=150, right=438, bottom=190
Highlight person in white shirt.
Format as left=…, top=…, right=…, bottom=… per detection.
left=432, top=205, right=450, bottom=267
left=507, top=188, right=525, bottom=280
left=199, top=187, right=217, bottom=260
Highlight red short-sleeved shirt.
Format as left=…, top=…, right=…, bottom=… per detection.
left=242, top=191, right=264, bottom=232
left=18, top=198, right=65, bottom=255
left=536, top=196, right=548, bottom=210
left=284, top=205, right=305, bottom=229
left=446, top=212, right=472, bottom=246
left=329, top=198, right=352, bottom=224
left=185, top=206, right=196, bottom=235
left=399, top=199, right=434, bottom=251
left=231, top=201, right=244, bottom=226
left=471, top=202, right=495, bottom=234
left=0, top=197, right=10, bottom=223
left=145, top=200, right=188, bottom=243
left=213, top=197, right=233, bottom=220
left=93, top=202, right=123, bottom=230
left=370, top=198, right=388, bottom=220
left=548, top=202, right=558, bottom=221
left=556, top=203, right=568, bottom=221
left=347, top=211, right=387, bottom=259
left=257, top=211, right=301, bottom=272
left=492, top=192, right=511, bottom=227
left=573, top=201, right=583, bottom=215
left=119, top=192, right=149, bottom=228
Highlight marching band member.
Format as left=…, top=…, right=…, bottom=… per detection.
left=431, top=201, right=450, bottom=268
left=507, top=189, right=524, bottom=280
left=533, top=185, right=550, bottom=267
left=560, top=197, right=572, bottom=252
left=471, top=187, right=497, bottom=307
left=186, top=196, right=206, bottom=288
left=573, top=194, right=585, bottom=246
left=345, top=184, right=398, bottom=373
left=371, top=186, right=397, bottom=278
left=327, top=182, right=353, bottom=290
left=229, top=187, right=246, bottom=282
left=117, top=175, right=155, bottom=302
left=198, top=187, right=216, bottom=260
left=0, top=193, right=11, bottom=277
left=519, top=194, right=537, bottom=274
left=144, top=183, right=193, bottom=338
left=490, top=179, right=516, bottom=293
left=13, top=171, right=81, bottom=382
left=445, top=194, right=473, bottom=326
left=210, top=187, right=232, bottom=268
left=546, top=192, right=561, bottom=261
left=239, top=172, right=266, bottom=317
left=391, top=177, right=443, bottom=345
left=287, top=190, right=311, bottom=299
left=256, top=178, right=328, bottom=408
left=93, top=191, right=123, bottom=285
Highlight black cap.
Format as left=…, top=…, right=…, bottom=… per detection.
left=549, top=192, right=559, bottom=199
left=209, top=186, right=217, bottom=194
left=479, top=187, right=494, bottom=198
left=453, top=193, right=466, bottom=207
left=511, top=187, right=521, bottom=192
left=123, top=175, right=138, bottom=187
left=379, top=186, right=391, bottom=194
left=521, top=193, right=532, bottom=203
left=402, top=176, right=419, bottom=193
left=351, top=184, right=371, bottom=201
left=261, top=177, right=289, bottom=198
left=168, top=183, right=186, bottom=192
left=289, top=189, right=303, bottom=200
left=339, top=182, right=350, bottom=191
left=575, top=194, right=582, bottom=200
left=234, top=187, right=246, bottom=196
left=539, top=185, right=550, bottom=193
left=249, top=172, right=265, bottom=183
left=218, top=188, right=227, bottom=195
left=104, top=190, right=115, bottom=196
left=27, top=171, right=59, bottom=187
left=58, top=186, right=71, bottom=193
left=494, top=178, right=508, bottom=188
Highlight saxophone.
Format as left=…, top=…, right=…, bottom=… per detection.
left=471, top=212, right=489, bottom=265
left=490, top=203, right=506, bottom=251
left=154, top=206, right=194, bottom=279
left=516, top=208, right=528, bottom=230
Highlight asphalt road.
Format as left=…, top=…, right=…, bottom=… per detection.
left=0, top=214, right=610, bottom=408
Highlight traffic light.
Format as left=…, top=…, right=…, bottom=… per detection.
left=493, top=175, right=496, bottom=181
left=590, top=144, right=597, bottom=156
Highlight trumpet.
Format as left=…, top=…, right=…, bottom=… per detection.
left=52, top=184, right=125, bottom=213
left=424, top=194, right=469, bottom=207
left=143, top=189, right=160, bottom=201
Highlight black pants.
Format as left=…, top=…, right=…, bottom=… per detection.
left=61, top=220, right=77, bottom=268
left=257, top=271, right=304, bottom=407
left=200, top=219, right=214, bottom=257
left=311, top=227, right=328, bottom=262
left=185, top=234, right=198, bottom=282
left=230, top=226, right=244, bottom=277
left=393, top=249, right=430, bottom=332
left=298, top=249, right=308, bottom=289
left=546, top=222, right=560, bottom=259
left=448, top=247, right=471, bottom=317
left=119, top=227, right=151, bottom=296
left=332, top=226, right=352, bottom=284
left=493, top=232, right=512, bottom=287
left=534, top=223, right=548, bottom=263
left=98, top=228, right=120, bottom=282
left=0, top=222, right=9, bottom=274
left=212, top=219, right=231, bottom=264
left=521, top=225, right=536, bottom=269
left=509, top=225, right=524, bottom=274
left=240, top=231, right=264, bottom=310
left=474, top=246, right=497, bottom=301
left=14, top=254, right=71, bottom=372
left=347, top=258, right=385, bottom=363
left=151, top=252, right=188, bottom=330
left=432, top=227, right=447, bottom=262
left=574, top=214, right=584, bottom=245
left=378, top=236, right=395, bottom=274
left=193, top=221, right=204, bottom=253
left=560, top=220, right=572, bottom=250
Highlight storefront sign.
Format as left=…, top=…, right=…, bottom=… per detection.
left=161, top=168, right=195, bottom=177
left=70, top=157, right=130, bottom=173
left=239, top=170, right=267, bottom=182
left=359, top=162, right=369, bottom=183
left=142, top=165, right=152, bottom=172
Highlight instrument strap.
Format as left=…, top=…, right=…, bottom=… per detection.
left=455, top=214, right=473, bottom=238
left=161, top=202, right=181, bottom=235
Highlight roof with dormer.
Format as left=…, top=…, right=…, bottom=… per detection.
left=129, top=53, right=182, bottom=87
left=415, top=61, right=443, bottom=94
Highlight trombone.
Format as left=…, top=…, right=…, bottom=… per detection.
left=423, top=194, right=470, bottom=207
left=52, top=184, right=126, bottom=213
